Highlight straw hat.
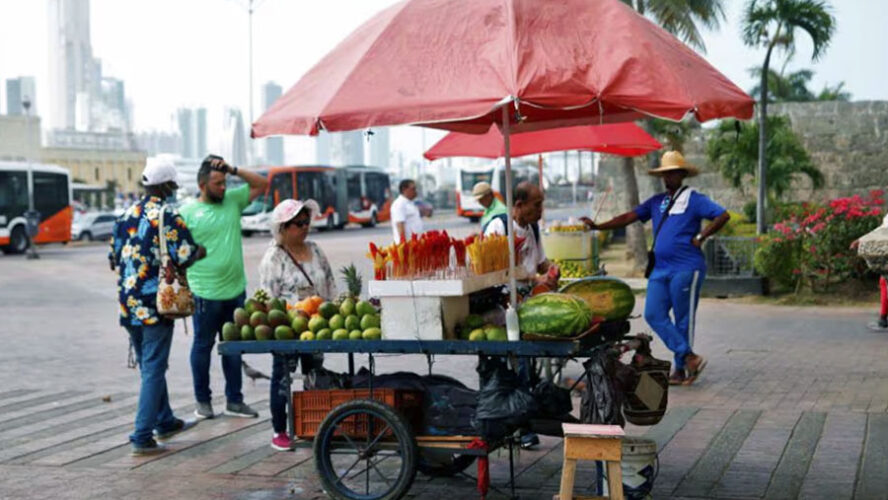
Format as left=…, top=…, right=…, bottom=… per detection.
left=647, top=151, right=699, bottom=177
left=472, top=181, right=493, bottom=199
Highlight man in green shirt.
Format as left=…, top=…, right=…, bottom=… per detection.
left=179, top=155, right=268, bottom=420
left=473, top=181, right=508, bottom=236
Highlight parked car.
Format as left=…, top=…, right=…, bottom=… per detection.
left=71, top=212, right=116, bottom=241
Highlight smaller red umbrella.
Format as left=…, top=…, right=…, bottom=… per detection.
left=424, top=123, right=661, bottom=161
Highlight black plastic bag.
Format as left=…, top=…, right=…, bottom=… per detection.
left=304, top=367, right=351, bottom=390
left=580, top=349, right=625, bottom=426
left=532, top=380, right=573, bottom=418
left=473, top=356, right=538, bottom=440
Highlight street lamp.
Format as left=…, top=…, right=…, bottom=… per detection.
left=229, top=0, right=270, bottom=165
left=22, top=96, right=40, bottom=260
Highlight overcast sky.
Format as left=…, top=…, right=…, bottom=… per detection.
left=1, top=0, right=886, bottom=163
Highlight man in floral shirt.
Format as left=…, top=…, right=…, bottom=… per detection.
left=109, top=158, right=206, bottom=455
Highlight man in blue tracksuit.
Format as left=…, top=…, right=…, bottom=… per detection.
left=583, top=151, right=730, bottom=385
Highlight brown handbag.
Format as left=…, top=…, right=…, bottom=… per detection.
left=155, top=205, right=195, bottom=318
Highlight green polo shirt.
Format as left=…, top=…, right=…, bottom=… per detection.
left=179, top=184, right=251, bottom=300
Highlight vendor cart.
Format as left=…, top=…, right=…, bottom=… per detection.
left=218, top=335, right=643, bottom=500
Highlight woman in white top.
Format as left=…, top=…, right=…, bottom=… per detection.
left=258, top=199, right=336, bottom=451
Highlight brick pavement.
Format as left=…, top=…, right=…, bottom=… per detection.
left=3, top=241, right=888, bottom=499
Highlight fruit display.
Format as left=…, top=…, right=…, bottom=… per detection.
left=551, top=258, right=594, bottom=279
left=559, top=277, right=636, bottom=321
left=548, top=224, right=586, bottom=232
left=517, top=293, right=593, bottom=337
left=224, top=291, right=382, bottom=342
left=454, top=313, right=508, bottom=342
left=368, top=230, right=468, bottom=280
left=465, top=234, right=509, bottom=275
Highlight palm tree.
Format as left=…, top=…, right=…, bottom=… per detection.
left=817, top=81, right=851, bottom=101
left=617, top=0, right=726, bottom=273
left=748, top=67, right=816, bottom=102
left=742, top=0, right=835, bottom=234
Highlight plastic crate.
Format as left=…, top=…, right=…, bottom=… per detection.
left=293, top=388, right=423, bottom=439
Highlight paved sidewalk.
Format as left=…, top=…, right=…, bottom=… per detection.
left=3, top=236, right=888, bottom=499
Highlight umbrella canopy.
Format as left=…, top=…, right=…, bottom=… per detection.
left=252, top=0, right=753, bottom=138
left=424, top=123, right=662, bottom=161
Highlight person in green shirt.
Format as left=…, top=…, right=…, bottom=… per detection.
left=179, top=155, right=268, bottom=420
left=473, top=181, right=508, bottom=236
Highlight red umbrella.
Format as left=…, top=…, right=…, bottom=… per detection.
left=424, top=123, right=661, bottom=161
left=252, top=0, right=753, bottom=138
left=251, top=0, right=753, bottom=310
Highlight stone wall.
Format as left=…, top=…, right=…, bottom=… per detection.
left=593, top=101, right=888, bottom=219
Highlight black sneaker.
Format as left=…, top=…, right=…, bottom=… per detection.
left=520, top=433, right=540, bottom=450
left=194, top=401, right=214, bottom=420
left=879, top=316, right=888, bottom=329
left=225, top=401, right=259, bottom=418
left=131, top=438, right=164, bottom=456
left=154, top=418, right=197, bottom=442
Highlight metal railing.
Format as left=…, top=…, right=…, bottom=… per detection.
left=703, top=236, right=759, bottom=277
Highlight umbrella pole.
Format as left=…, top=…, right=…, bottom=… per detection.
left=502, top=106, right=518, bottom=310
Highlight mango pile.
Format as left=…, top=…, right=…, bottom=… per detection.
left=455, top=313, right=508, bottom=342
left=221, top=289, right=382, bottom=342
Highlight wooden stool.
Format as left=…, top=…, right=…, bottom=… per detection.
left=554, top=423, right=625, bottom=500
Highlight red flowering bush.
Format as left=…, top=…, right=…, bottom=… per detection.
left=754, top=190, right=884, bottom=292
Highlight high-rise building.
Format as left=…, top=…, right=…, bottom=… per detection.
left=177, top=107, right=207, bottom=159
left=48, top=0, right=94, bottom=130
left=5, top=77, right=37, bottom=116
left=315, top=130, right=365, bottom=166
left=220, top=108, right=247, bottom=167
left=369, top=127, right=390, bottom=168
left=261, top=81, right=284, bottom=165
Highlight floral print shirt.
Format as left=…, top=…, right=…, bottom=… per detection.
left=258, top=241, right=336, bottom=303
left=109, top=196, right=198, bottom=326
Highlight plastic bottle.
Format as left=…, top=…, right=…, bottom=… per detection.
left=505, top=305, right=520, bottom=341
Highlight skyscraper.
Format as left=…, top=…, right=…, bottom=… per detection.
left=261, top=82, right=284, bottom=165
left=369, top=127, right=390, bottom=168
left=221, top=108, right=248, bottom=167
left=177, top=107, right=207, bottom=159
left=48, top=0, right=93, bottom=130
left=5, top=77, right=36, bottom=116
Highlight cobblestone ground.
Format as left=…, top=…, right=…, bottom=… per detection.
left=2, top=230, right=888, bottom=499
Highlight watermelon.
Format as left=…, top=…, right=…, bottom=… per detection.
left=559, top=277, right=635, bottom=321
left=518, top=293, right=592, bottom=336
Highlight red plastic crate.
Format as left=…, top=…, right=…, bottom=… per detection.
left=293, top=388, right=423, bottom=439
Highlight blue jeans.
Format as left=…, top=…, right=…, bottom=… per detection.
left=270, top=354, right=320, bottom=434
left=644, top=270, right=705, bottom=370
left=191, top=292, right=245, bottom=404
left=127, top=322, right=179, bottom=445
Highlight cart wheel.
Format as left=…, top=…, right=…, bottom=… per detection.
left=417, top=450, right=476, bottom=477
left=314, top=399, right=417, bottom=500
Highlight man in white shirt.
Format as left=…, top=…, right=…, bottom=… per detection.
left=390, top=179, right=424, bottom=244
left=485, top=181, right=558, bottom=290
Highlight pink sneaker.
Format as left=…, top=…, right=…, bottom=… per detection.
left=271, top=433, right=292, bottom=451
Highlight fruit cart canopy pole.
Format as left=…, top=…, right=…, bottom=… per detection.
left=502, top=105, right=518, bottom=310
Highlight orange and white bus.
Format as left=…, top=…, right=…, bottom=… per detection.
left=0, top=161, right=73, bottom=254
left=240, top=165, right=392, bottom=235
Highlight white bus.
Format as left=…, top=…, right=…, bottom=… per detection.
left=455, top=161, right=540, bottom=222
left=0, top=161, right=73, bottom=253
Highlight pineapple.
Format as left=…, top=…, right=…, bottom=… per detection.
left=339, top=263, right=362, bottom=300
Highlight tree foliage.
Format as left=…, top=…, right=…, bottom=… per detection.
left=706, top=116, right=823, bottom=200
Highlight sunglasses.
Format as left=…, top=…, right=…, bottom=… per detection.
left=287, top=218, right=311, bottom=228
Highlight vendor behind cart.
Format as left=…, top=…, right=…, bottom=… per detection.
left=484, top=181, right=559, bottom=294
left=259, top=199, right=336, bottom=451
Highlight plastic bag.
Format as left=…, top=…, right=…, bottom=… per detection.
left=473, top=356, right=538, bottom=440
left=532, top=380, right=573, bottom=418
left=579, top=349, right=625, bottom=426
